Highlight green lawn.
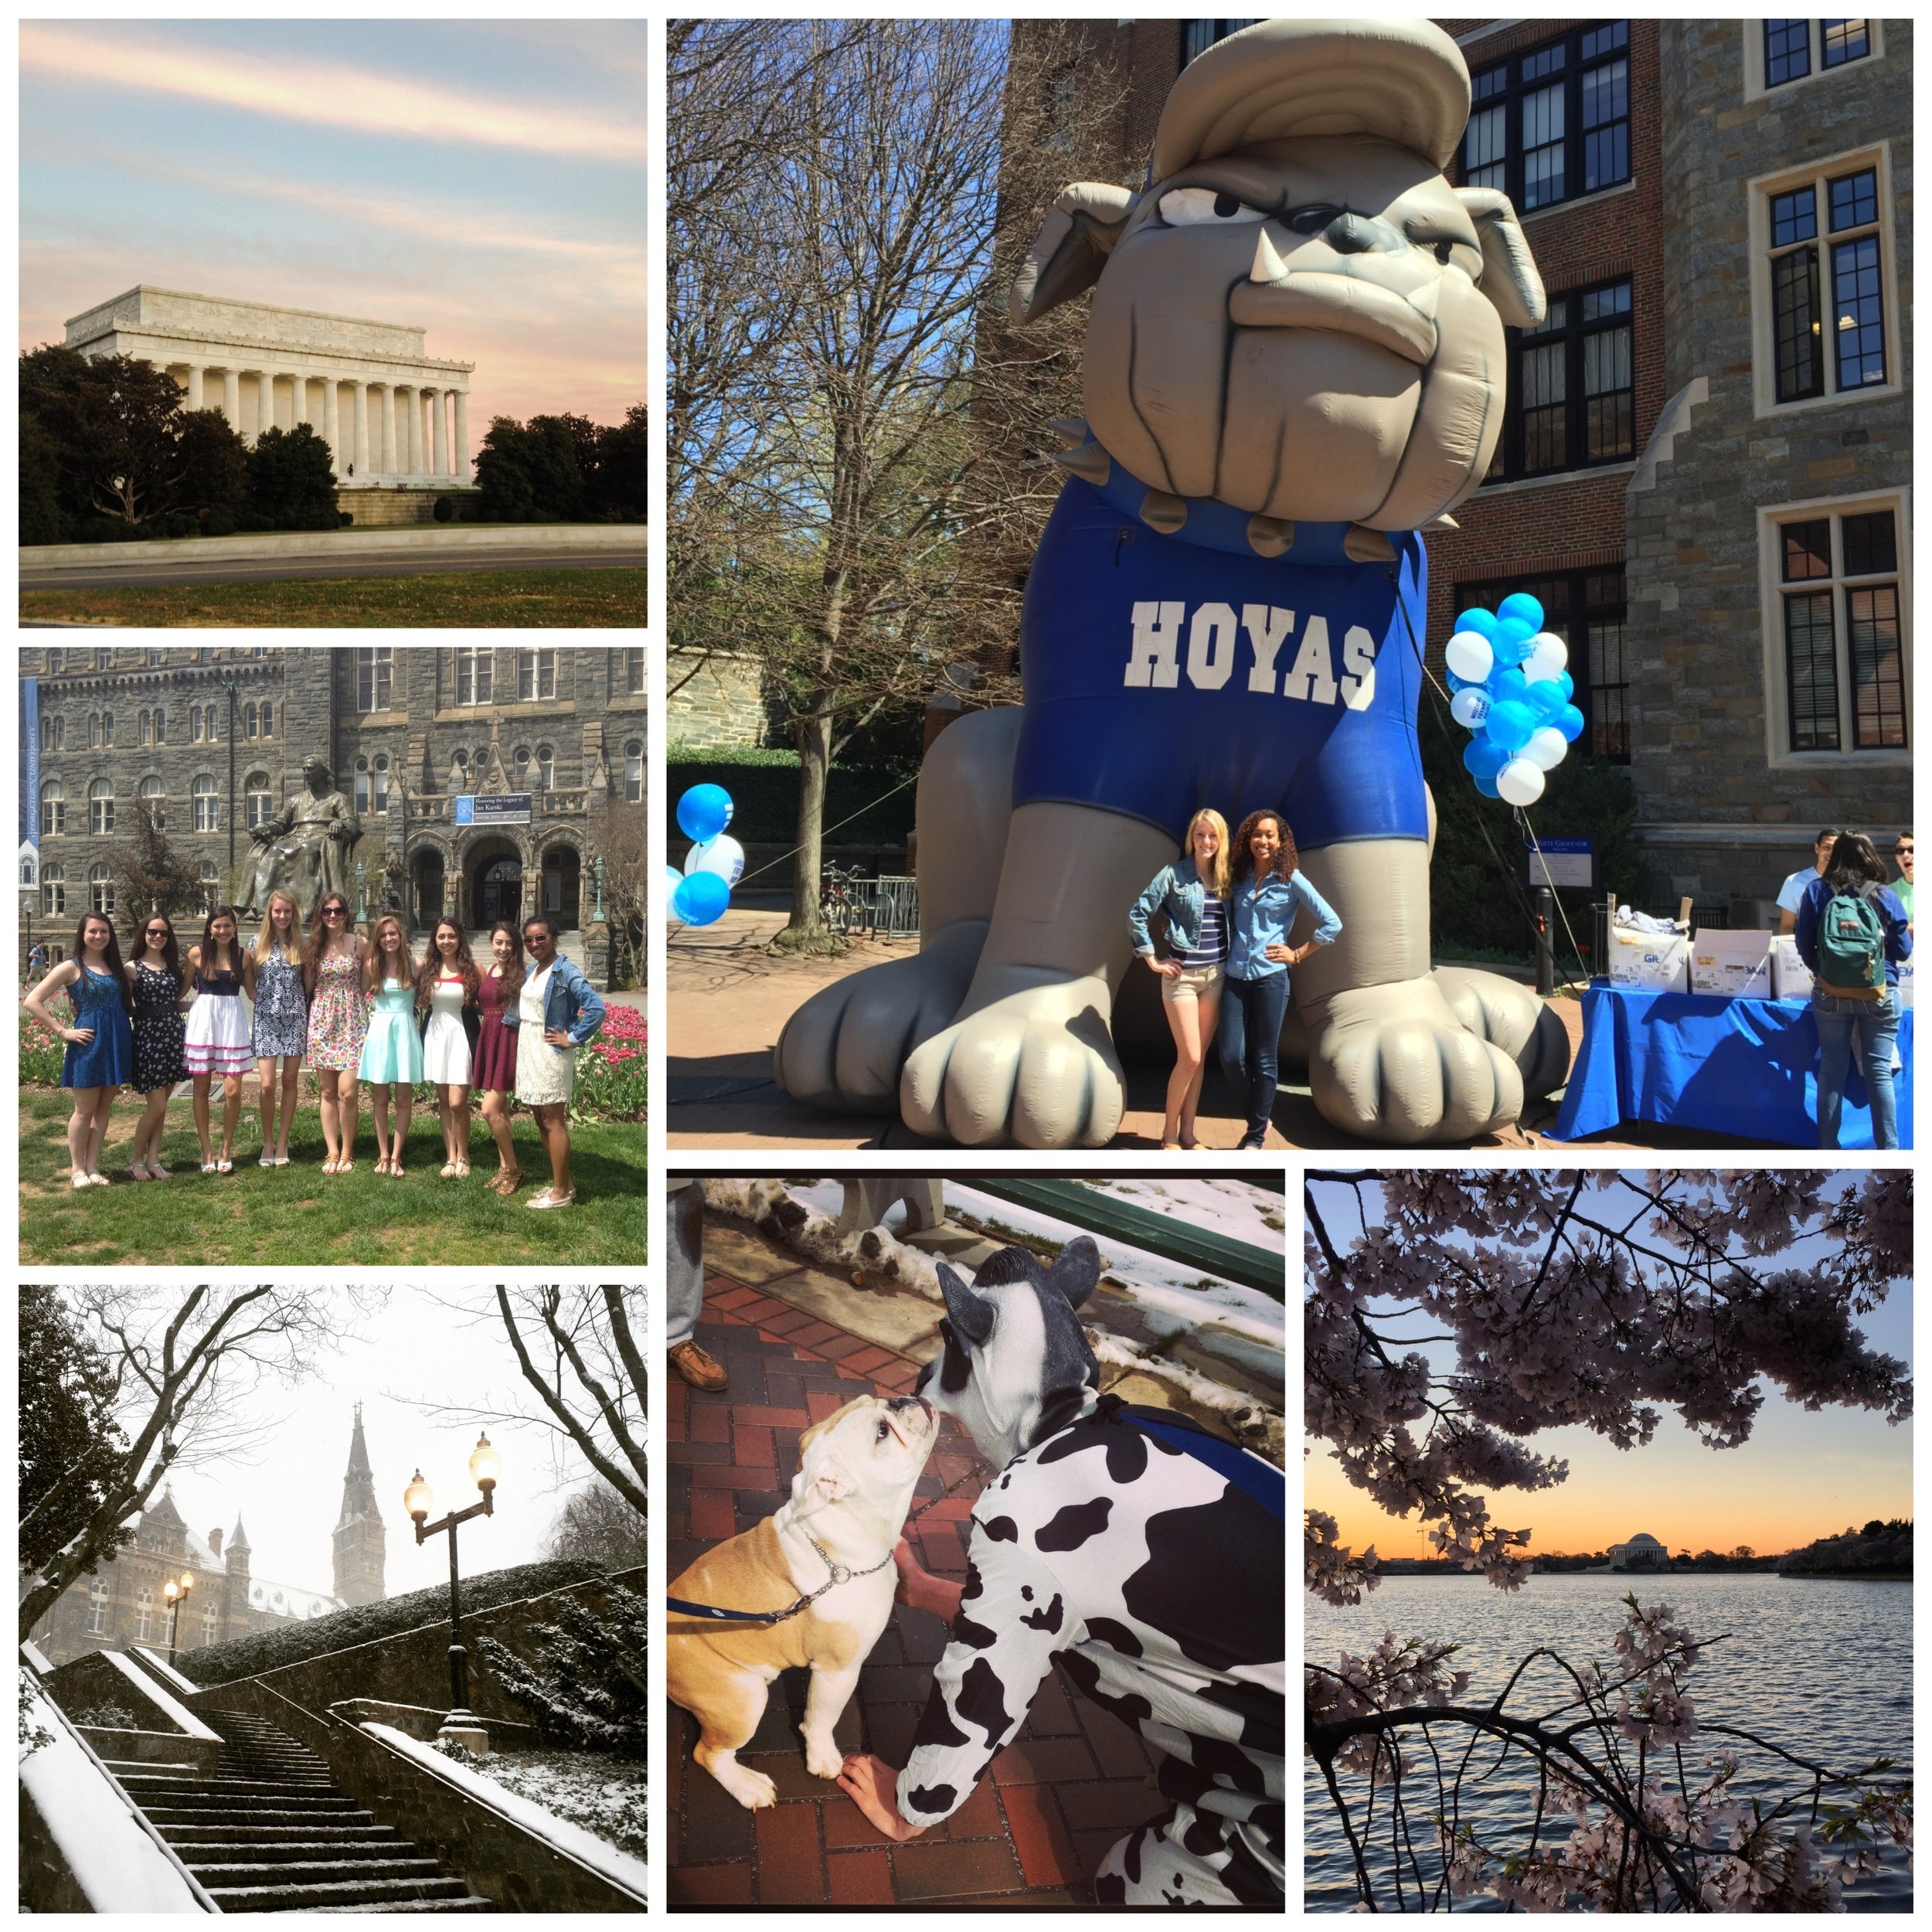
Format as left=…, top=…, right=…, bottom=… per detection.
left=20, top=567, right=646, bottom=628
left=19, top=1092, right=646, bottom=1266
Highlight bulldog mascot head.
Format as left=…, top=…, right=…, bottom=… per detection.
left=775, top=19, right=1573, bottom=1149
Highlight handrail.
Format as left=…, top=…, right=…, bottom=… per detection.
left=966, top=1177, right=1286, bottom=1302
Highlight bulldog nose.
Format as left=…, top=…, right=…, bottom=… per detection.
left=1324, top=211, right=1403, bottom=257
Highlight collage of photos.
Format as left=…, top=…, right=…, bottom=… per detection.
left=13, top=10, right=1917, bottom=1924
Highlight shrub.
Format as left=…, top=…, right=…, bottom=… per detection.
left=205, top=506, right=237, bottom=538
left=236, top=510, right=274, bottom=533
left=77, top=516, right=134, bottom=544
left=434, top=495, right=454, bottom=522
left=475, top=1580, right=646, bottom=1755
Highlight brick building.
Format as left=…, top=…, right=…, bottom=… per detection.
left=20, top=645, right=648, bottom=981
left=26, top=1410, right=380, bottom=1671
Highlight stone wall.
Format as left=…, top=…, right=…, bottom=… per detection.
left=1624, top=21, right=1911, bottom=906
left=339, top=487, right=478, bottom=527
left=666, top=650, right=780, bottom=748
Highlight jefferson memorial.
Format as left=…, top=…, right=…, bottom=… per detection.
left=65, top=286, right=474, bottom=492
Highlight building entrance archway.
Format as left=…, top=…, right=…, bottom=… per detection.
left=412, top=852, right=445, bottom=931
left=540, top=845, right=581, bottom=931
left=471, top=848, right=522, bottom=928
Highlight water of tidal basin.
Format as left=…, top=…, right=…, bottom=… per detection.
left=1306, top=1573, right=1911, bottom=1913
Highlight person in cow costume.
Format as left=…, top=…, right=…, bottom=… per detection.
left=777, top=17, right=1570, bottom=1148
left=835, top=1236, right=1284, bottom=1906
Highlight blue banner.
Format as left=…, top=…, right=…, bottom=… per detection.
left=20, top=677, right=39, bottom=853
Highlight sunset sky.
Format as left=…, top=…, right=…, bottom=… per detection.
left=19, top=20, right=645, bottom=429
left=1307, top=1176, right=1914, bottom=1560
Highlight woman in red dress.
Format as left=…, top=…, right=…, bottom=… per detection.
left=474, top=921, right=524, bottom=1194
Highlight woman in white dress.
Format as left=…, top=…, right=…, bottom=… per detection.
left=416, top=920, right=481, bottom=1179
left=509, top=915, right=606, bottom=1211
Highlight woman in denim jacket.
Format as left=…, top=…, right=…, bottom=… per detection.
left=1219, top=811, right=1342, bottom=1149
left=1794, top=829, right=1912, bottom=1150
left=1128, top=809, right=1232, bottom=1148
left=506, top=916, right=608, bottom=1208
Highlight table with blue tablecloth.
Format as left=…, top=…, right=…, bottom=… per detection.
left=1550, top=981, right=1913, bottom=1148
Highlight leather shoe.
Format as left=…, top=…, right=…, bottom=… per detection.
left=669, top=1338, right=728, bottom=1392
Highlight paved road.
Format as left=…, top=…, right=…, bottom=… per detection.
left=22, top=544, right=648, bottom=590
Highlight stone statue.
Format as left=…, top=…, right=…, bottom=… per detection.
left=240, top=754, right=362, bottom=920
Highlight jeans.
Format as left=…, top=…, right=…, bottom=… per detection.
left=666, top=1179, right=706, bottom=1345
left=1218, top=971, right=1289, bottom=1141
left=1813, top=991, right=1900, bottom=1150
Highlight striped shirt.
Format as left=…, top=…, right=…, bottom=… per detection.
left=1172, top=896, right=1228, bottom=969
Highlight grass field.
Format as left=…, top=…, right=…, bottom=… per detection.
left=20, top=567, right=647, bottom=628
left=19, top=1090, right=646, bottom=1266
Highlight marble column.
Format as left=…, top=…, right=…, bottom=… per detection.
left=222, top=369, right=240, bottom=431
left=352, top=381, right=369, bottom=478
left=380, top=385, right=397, bottom=475
left=257, top=370, right=277, bottom=442
left=428, top=388, right=445, bottom=476
left=322, top=381, right=340, bottom=475
left=185, top=366, right=204, bottom=410
left=454, top=392, right=469, bottom=482
left=406, top=387, right=423, bottom=477
left=291, top=374, right=308, bottom=428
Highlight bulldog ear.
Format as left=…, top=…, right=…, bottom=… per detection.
left=1044, top=1235, right=1101, bottom=1311
left=1454, top=186, right=1546, bottom=329
left=937, top=1263, right=997, bottom=1346
left=1009, top=183, right=1140, bottom=326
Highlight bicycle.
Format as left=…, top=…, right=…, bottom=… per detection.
left=819, top=863, right=872, bottom=937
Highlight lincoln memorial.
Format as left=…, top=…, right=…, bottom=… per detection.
left=64, top=285, right=475, bottom=492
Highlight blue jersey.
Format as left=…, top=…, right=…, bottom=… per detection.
left=1011, top=478, right=1430, bottom=850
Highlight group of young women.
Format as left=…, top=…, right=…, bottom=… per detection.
left=25, top=900, right=607, bottom=1209
left=1130, top=808, right=1342, bottom=1150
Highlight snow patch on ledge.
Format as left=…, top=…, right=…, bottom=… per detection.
left=361, top=1723, right=648, bottom=1903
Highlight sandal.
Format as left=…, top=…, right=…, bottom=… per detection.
left=492, top=1167, right=524, bottom=1196
left=322, top=1156, right=340, bottom=1175
left=374, top=1155, right=392, bottom=1176
left=454, top=1159, right=471, bottom=1179
left=216, top=1157, right=233, bottom=1174
left=72, top=1172, right=92, bottom=1190
left=201, top=1161, right=218, bottom=1175
left=149, top=1161, right=170, bottom=1179
left=440, top=1161, right=458, bottom=1180
left=130, top=1162, right=153, bottom=1182
left=390, top=1161, right=406, bottom=1179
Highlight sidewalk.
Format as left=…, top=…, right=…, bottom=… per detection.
left=666, top=1235, right=1167, bottom=1907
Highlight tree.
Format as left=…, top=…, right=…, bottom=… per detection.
left=594, top=405, right=648, bottom=520
left=175, top=407, right=250, bottom=519
left=548, top=1480, right=646, bottom=1570
left=1730, top=1544, right=1755, bottom=1562
left=19, top=1282, right=367, bottom=1634
left=587, top=801, right=650, bottom=988
left=1863, top=1519, right=1887, bottom=1537
left=246, top=424, right=339, bottom=529
left=110, top=798, right=205, bottom=922
left=21, top=411, right=68, bottom=544
left=23, top=350, right=189, bottom=526
left=20, top=1284, right=131, bottom=1576
left=474, top=417, right=539, bottom=521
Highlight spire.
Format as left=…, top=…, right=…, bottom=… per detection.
left=333, top=1406, right=386, bottom=1607
left=228, top=1514, right=250, bottom=1553
left=345, top=1401, right=373, bottom=1481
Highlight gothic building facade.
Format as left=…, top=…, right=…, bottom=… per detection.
left=20, top=645, right=648, bottom=982
left=332, top=1403, right=387, bottom=1608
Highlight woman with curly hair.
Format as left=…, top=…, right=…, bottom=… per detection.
left=1219, top=811, right=1341, bottom=1149
left=304, top=893, right=371, bottom=1173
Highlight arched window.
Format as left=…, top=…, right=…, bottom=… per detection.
left=139, top=775, right=165, bottom=831
left=19, top=855, right=34, bottom=889
left=201, top=1604, right=219, bottom=1648
left=192, top=775, right=218, bottom=833
left=87, top=713, right=100, bottom=749
left=39, top=781, right=63, bottom=837
left=354, top=757, right=370, bottom=814
left=260, top=700, right=273, bottom=738
left=451, top=749, right=468, bottom=786
left=244, top=701, right=259, bottom=739
left=198, top=862, right=219, bottom=914
left=373, top=753, right=389, bottom=813
left=90, top=864, right=114, bottom=916
left=53, top=716, right=64, bottom=751
left=153, top=706, right=165, bottom=744
left=87, top=1577, right=111, bottom=1634
left=90, top=780, right=114, bottom=836
left=536, top=744, right=554, bottom=791
left=192, top=708, right=203, bottom=743
left=135, top=1587, right=154, bottom=1641
left=138, top=709, right=151, bottom=746
left=624, top=740, right=643, bottom=804
left=45, top=648, right=61, bottom=674
left=101, top=710, right=114, bottom=748
left=39, top=713, right=54, bottom=753
left=41, top=865, right=65, bottom=917
left=512, top=745, right=532, bottom=787
left=245, top=771, right=273, bottom=829
left=203, top=704, right=218, bottom=741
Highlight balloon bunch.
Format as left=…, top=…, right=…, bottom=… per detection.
left=668, top=784, right=744, bottom=927
left=1444, top=593, right=1586, bottom=806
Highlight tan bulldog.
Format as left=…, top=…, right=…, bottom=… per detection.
left=668, top=1394, right=938, bottom=1810
left=775, top=19, right=1570, bottom=1145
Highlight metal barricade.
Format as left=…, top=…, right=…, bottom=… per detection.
left=866, top=875, right=920, bottom=940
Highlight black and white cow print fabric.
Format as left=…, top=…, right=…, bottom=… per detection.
left=895, top=1399, right=1284, bottom=1904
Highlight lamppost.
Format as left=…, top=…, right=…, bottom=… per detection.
left=404, top=1433, right=501, bottom=1754
left=163, top=1570, right=195, bottom=1665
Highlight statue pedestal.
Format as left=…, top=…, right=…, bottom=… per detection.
left=584, top=920, right=612, bottom=991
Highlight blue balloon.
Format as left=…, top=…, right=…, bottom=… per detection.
left=1454, top=607, right=1502, bottom=641
left=1488, top=667, right=1528, bottom=706
left=1464, top=737, right=1509, bottom=784
left=1557, top=669, right=1576, bottom=700
left=1474, top=770, right=1503, bottom=798
left=1492, top=617, right=1536, bottom=663
left=1498, top=591, right=1545, bottom=631
left=1446, top=669, right=1471, bottom=693
left=1485, top=699, right=1537, bottom=754
left=677, top=784, right=734, bottom=844
left=1555, top=703, right=1587, bottom=743
left=1526, top=679, right=1567, bottom=719
left=670, top=870, right=731, bottom=926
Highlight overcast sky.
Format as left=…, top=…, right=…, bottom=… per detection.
left=140, top=1281, right=639, bottom=1605
left=19, top=20, right=645, bottom=427
left=1306, top=1175, right=1913, bottom=1559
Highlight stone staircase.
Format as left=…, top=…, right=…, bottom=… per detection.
left=111, top=1709, right=490, bottom=1913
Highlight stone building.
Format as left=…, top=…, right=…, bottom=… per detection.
left=1607, top=1530, right=1670, bottom=1572
left=20, top=645, right=648, bottom=985
left=25, top=1410, right=382, bottom=1670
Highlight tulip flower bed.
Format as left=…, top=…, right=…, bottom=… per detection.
left=573, top=1003, right=648, bottom=1122
left=20, top=996, right=66, bottom=1087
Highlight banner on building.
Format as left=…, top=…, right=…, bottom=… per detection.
left=454, top=793, right=533, bottom=827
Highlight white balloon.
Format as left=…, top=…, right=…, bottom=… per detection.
left=1523, top=726, right=1569, bottom=770
left=1450, top=687, right=1492, bottom=729
left=684, top=833, right=746, bottom=886
left=1521, top=634, right=1569, bottom=685
left=1445, top=631, right=1495, bottom=683
left=1496, top=757, right=1547, bottom=807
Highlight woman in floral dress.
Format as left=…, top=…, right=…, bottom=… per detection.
left=250, top=892, right=308, bottom=1168
left=304, top=892, right=371, bottom=1173
left=124, top=913, right=187, bottom=1180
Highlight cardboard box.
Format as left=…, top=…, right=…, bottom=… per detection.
left=1770, top=935, right=1814, bottom=1002
left=1689, top=929, right=1773, bottom=998
left=1607, top=927, right=1689, bottom=994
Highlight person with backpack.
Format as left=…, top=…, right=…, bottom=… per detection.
left=1794, top=830, right=1911, bottom=1149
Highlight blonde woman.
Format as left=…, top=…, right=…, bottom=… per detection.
left=250, top=892, right=308, bottom=1168
left=359, top=916, right=423, bottom=1177
left=1128, top=808, right=1233, bottom=1149
left=304, top=893, right=370, bottom=1173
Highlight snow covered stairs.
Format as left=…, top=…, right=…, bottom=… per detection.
left=127, top=1709, right=491, bottom=1912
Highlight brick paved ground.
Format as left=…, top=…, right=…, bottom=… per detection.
left=666, top=1267, right=1168, bottom=1908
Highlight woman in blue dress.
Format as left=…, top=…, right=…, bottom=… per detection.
left=23, top=912, right=136, bottom=1188
left=358, top=915, right=424, bottom=1176
left=1219, top=811, right=1342, bottom=1149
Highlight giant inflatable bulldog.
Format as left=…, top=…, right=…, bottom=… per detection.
left=777, top=19, right=1570, bottom=1146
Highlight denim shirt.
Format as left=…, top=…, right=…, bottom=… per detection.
left=1128, top=856, right=1216, bottom=958
left=502, top=955, right=608, bottom=1045
left=1226, top=871, right=1343, bottom=980
left=1794, top=876, right=1913, bottom=989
